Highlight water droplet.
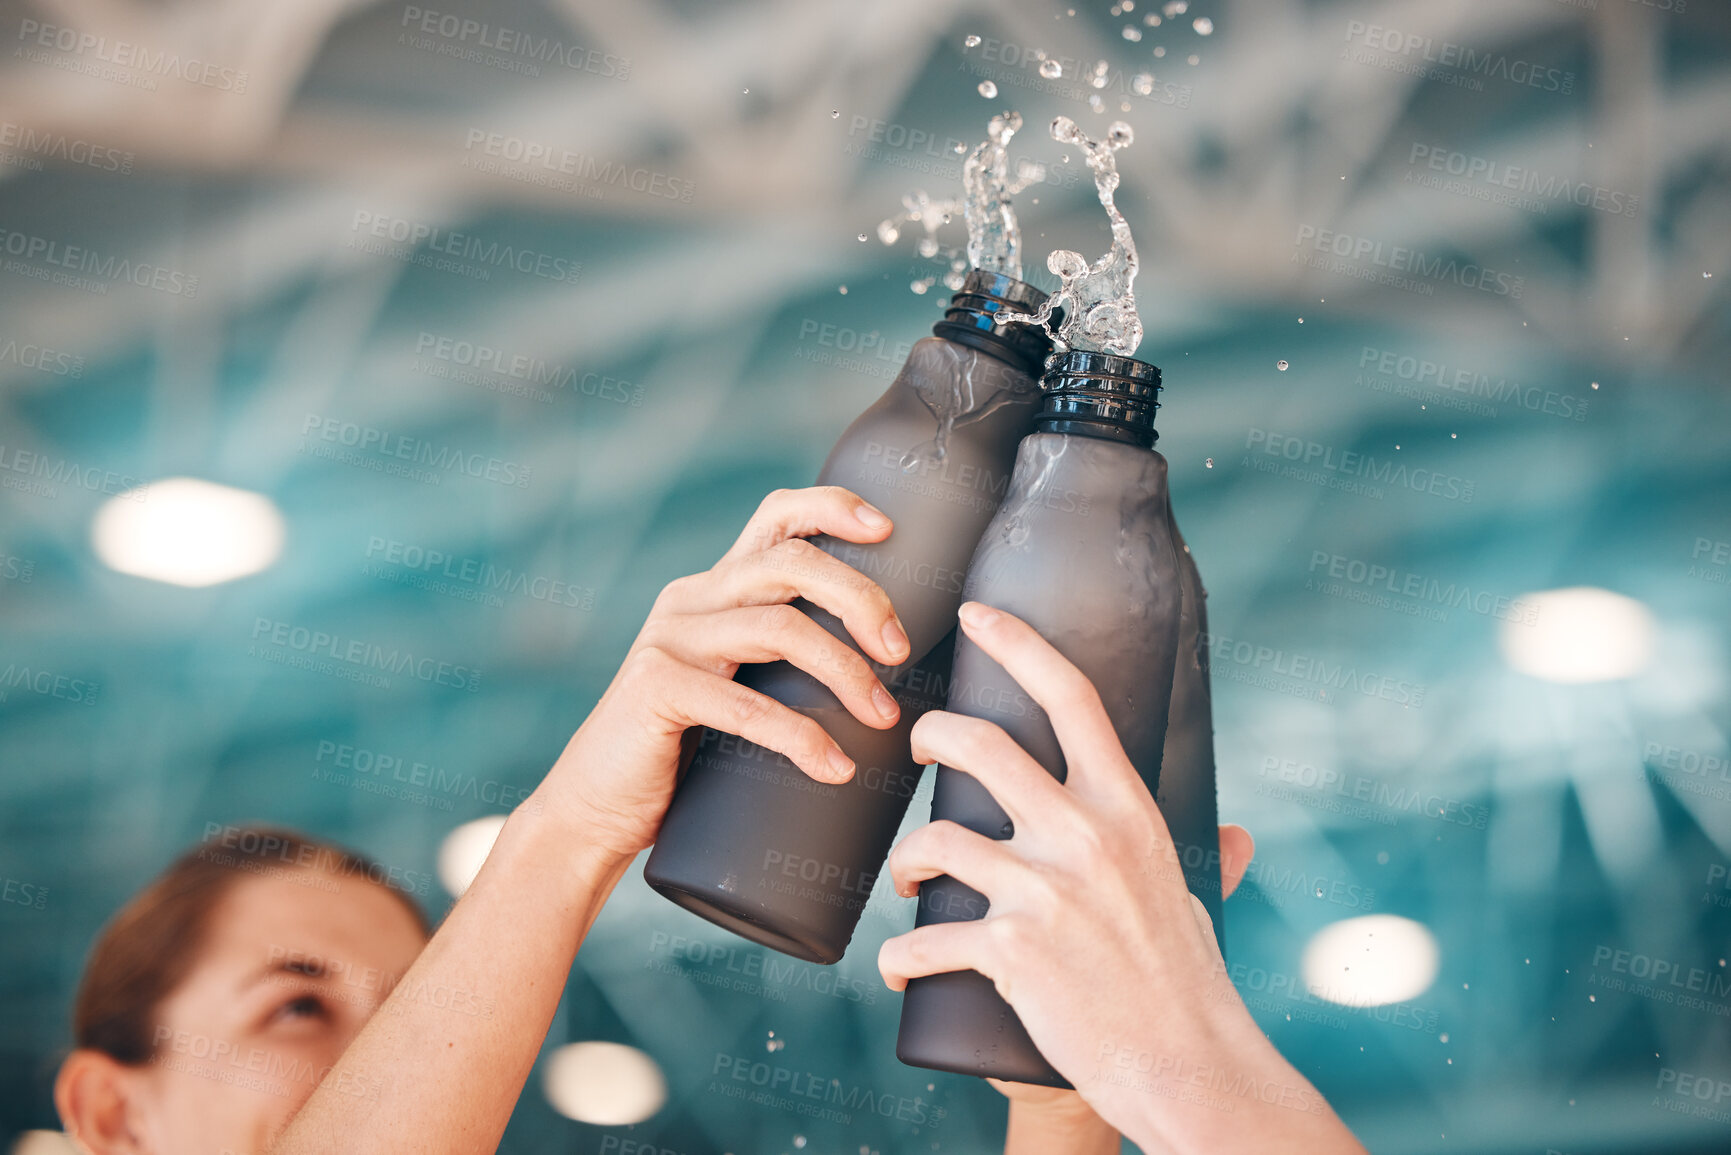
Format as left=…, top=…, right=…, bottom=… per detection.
left=1040, top=58, right=1063, bottom=78
left=1145, top=13, right=1162, bottom=27
left=1187, top=53, right=1200, bottom=65
left=1590, top=381, right=1599, bottom=389
left=838, top=285, right=847, bottom=294
left=1276, top=359, right=1289, bottom=371
left=911, top=280, right=928, bottom=294
left=1132, top=73, right=1154, bottom=95
left=917, top=237, right=940, bottom=258
left=877, top=221, right=901, bottom=245
left=794, top=1137, right=807, bottom=1149
left=1205, top=457, right=1214, bottom=468
left=977, top=80, right=998, bottom=98
left=1450, top=432, right=1457, bottom=438
left=1297, top=317, right=1304, bottom=323
left=1088, top=93, right=1105, bottom=112
left=1706, top=271, right=1714, bottom=278
left=964, top=34, right=981, bottom=48
left=742, top=87, right=749, bottom=94
left=1588, top=994, right=1595, bottom=1003
left=1153, top=45, right=1165, bottom=57
left=831, top=110, right=840, bottom=119
left=1440, top=1034, right=1449, bottom=1043
left=1163, top=0, right=1187, bottom=15
left=1123, top=25, right=1143, bottom=41
left=1193, top=16, right=1213, bottom=35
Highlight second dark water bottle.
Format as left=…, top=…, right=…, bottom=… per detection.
left=644, top=270, right=1054, bottom=964
left=896, top=350, right=1182, bottom=1086
left=1162, top=503, right=1224, bottom=952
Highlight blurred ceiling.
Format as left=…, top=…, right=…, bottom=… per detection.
left=1, top=0, right=1729, bottom=1152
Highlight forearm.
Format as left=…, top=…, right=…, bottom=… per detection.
left=271, top=796, right=631, bottom=1155
left=1100, top=1010, right=1367, bottom=1155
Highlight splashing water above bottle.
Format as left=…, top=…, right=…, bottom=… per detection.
left=998, top=116, right=1142, bottom=357
left=963, top=111, right=1042, bottom=281
left=877, top=112, right=1046, bottom=293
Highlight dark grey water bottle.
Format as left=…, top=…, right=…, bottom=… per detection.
left=896, top=350, right=1181, bottom=1086
left=644, top=271, right=1054, bottom=964
left=1161, top=504, right=1224, bottom=953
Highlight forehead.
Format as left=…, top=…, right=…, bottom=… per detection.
left=195, top=868, right=427, bottom=980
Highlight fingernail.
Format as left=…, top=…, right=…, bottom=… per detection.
left=855, top=502, right=890, bottom=530
left=881, top=616, right=909, bottom=659
left=827, top=747, right=855, bottom=780
left=958, top=601, right=998, bottom=629
left=873, top=683, right=900, bottom=721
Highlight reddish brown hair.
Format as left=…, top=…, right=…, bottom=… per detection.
left=72, top=825, right=430, bottom=1064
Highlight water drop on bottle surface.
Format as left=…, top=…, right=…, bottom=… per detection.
left=1277, top=359, right=1288, bottom=370
left=977, top=80, right=998, bottom=98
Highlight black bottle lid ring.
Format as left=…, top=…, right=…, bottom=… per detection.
left=1038, top=348, right=1163, bottom=447
left=932, top=268, right=1057, bottom=376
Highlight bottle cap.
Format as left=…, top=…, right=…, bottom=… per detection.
left=933, top=269, right=1055, bottom=375
left=1036, top=348, right=1162, bottom=447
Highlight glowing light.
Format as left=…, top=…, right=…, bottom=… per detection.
left=1498, top=586, right=1655, bottom=683
left=1302, top=915, right=1439, bottom=1007
left=437, top=815, right=508, bottom=897
left=92, top=477, right=284, bottom=587
left=542, top=1042, right=667, bottom=1125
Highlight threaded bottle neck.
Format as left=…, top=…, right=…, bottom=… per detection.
left=1035, top=349, right=1162, bottom=447
left=932, top=269, right=1054, bottom=377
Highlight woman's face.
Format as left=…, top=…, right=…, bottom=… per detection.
left=122, top=868, right=426, bottom=1155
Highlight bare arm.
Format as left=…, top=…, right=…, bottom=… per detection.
left=271, top=486, right=913, bottom=1155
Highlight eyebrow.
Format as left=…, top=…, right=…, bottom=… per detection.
left=240, top=956, right=330, bottom=994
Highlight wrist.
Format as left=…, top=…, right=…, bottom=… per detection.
left=492, top=788, right=635, bottom=912
left=1005, top=1097, right=1119, bottom=1155
left=1100, top=1012, right=1340, bottom=1155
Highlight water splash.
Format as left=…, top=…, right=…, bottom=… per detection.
left=877, top=112, right=1045, bottom=293
left=998, top=116, right=1142, bottom=357
left=962, top=111, right=1038, bottom=280
left=877, top=190, right=967, bottom=294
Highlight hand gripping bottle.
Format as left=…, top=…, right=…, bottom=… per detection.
left=644, top=270, right=1054, bottom=964
left=896, top=349, right=1180, bottom=1085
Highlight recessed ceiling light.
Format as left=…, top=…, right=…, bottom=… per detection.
left=542, top=1041, right=667, bottom=1125
left=91, top=477, right=284, bottom=587
left=437, top=815, right=507, bottom=897
left=1303, top=914, right=1440, bottom=1007
left=1499, top=586, right=1655, bottom=683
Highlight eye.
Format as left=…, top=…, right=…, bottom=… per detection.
left=270, top=993, right=329, bottom=1024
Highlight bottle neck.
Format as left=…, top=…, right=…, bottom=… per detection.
left=1034, top=349, right=1162, bottom=448
left=932, top=269, right=1054, bottom=377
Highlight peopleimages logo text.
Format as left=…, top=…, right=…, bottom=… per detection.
left=1344, top=21, right=1574, bottom=94
left=249, top=618, right=482, bottom=693
left=16, top=19, right=249, bottom=91
left=1246, top=428, right=1475, bottom=503
left=1294, top=226, right=1523, bottom=298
